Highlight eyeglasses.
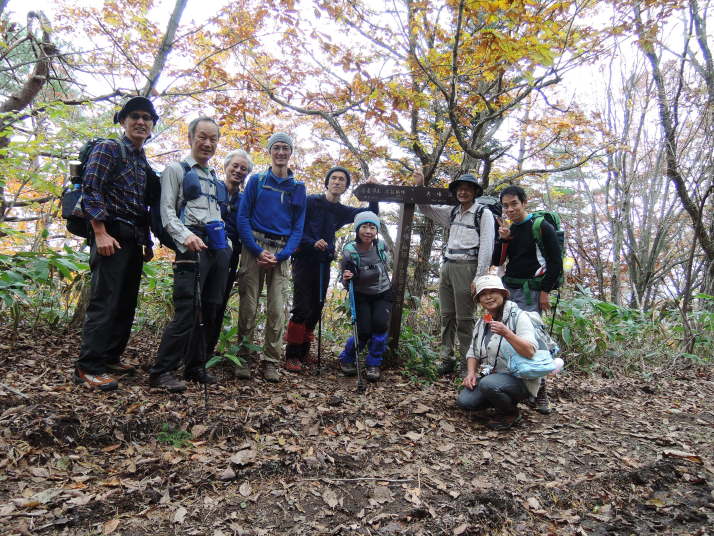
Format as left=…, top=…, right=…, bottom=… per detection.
left=128, top=112, right=154, bottom=122
left=271, top=144, right=291, bottom=153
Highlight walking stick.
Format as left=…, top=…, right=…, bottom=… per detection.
left=316, top=261, right=326, bottom=377
left=348, top=280, right=366, bottom=393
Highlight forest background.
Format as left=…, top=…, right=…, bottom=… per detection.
left=0, top=0, right=713, bottom=371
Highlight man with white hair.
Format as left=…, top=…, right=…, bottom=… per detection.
left=235, top=133, right=306, bottom=382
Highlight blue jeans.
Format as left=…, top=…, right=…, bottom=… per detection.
left=457, top=373, right=529, bottom=415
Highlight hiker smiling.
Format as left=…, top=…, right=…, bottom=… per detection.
left=74, top=96, right=159, bottom=392
left=458, top=275, right=539, bottom=431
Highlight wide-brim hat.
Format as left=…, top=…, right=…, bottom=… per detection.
left=448, top=173, right=483, bottom=197
left=473, top=275, right=510, bottom=299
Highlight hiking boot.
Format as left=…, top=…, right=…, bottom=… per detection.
left=262, top=362, right=280, bottom=383
left=534, top=382, right=553, bottom=414
left=184, top=368, right=217, bottom=385
left=74, top=368, right=118, bottom=392
left=366, top=366, right=381, bottom=382
left=149, top=372, right=187, bottom=393
left=232, top=357, right=252, bottom=379
left=105, top=362, right=136, bottom=375
left=340, top=361, right=357, bottom=377
left=284, top=358, right=303, bottom=373
left=487, top=411, right=522, bottom=431
left=436, top=358, right=456, bottom=376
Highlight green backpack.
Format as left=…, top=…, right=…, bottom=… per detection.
left=530, top=210, right=565, bottom=288
left=343, top=239, right=389, bottom=270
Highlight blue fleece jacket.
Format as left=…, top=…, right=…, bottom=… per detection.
left=237, top=168, right=307, bottom=261
left=296, top=194, right=379, bottom=259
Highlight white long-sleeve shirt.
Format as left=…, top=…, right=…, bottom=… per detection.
left=417, top=202, right=495, bottom=279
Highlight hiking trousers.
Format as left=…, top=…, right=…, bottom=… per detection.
left=150, top=247, right=231, bottom=375
left=206, top=245, right=241, bottom=358
left=236, top=243, right=291, bottom=365
left=289, top=254, right=330, bottom=332
left=456, top=373, right=529, bottom=415
left=439, top=260, right=478, bottom=365
left=76, top=222, right=144, bottom=374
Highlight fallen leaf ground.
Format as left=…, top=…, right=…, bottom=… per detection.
left=1, top=326, right=713, bottom=535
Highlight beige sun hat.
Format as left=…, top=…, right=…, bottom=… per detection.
left=473, top=275, right=510, bottom=299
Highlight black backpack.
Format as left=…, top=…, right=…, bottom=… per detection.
left=61, top=138, right=127, bottom=238
left=146, top=162, right=229, bottom=251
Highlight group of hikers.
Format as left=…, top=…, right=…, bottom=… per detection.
left=72, top=96, right=563, bottom=430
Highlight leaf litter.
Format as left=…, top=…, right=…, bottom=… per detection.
left=0, top=326, right=713, bottom=534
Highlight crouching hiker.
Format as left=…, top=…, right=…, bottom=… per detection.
left=148, top=117, right=232, bottom=392
left=74, top=96, right=159, bottom=391
left=338, top=212, right=391, bottom=382
left=284, top=167, right=379, bottom=373
left=457, top=275, right=539, bottom=431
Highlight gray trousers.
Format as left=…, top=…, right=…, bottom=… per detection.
left=456, top=373, right=529, bottom=415
left=439, top=260, right=478, bottom=364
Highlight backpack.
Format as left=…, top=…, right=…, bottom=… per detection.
left=343, top=239, right=388, bottom=270
left=254, top=170, right=300, bottom=205
left=447, top=196, right=501, bottom=257
left=147, top=162, right=228, bottom=251
left=61, top=138, right=127, bottom=238
left=530, top=210, right=565, bottom=287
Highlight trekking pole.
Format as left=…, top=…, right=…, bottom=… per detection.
left=316, top=261, right=326, bottom=377
left=348, top=280, right=366, bottom=393
left=549, top=288, right=561, bottom=337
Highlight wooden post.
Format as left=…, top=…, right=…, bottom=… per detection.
left=353, top=184, right=454, bottom=359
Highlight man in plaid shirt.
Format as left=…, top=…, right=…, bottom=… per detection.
left=74, top=96, right=159, bottom=392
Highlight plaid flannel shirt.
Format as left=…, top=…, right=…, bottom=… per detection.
left=81, top=136, right=149, bottom=228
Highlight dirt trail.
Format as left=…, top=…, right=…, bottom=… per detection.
left=1, top=327, right=713, bottom=535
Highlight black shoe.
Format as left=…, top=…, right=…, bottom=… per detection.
left=184, top=368, right=217, bottom=385
left=149, top=372, right=187, bottom=393
left=436, top=358, right=456, bottom=376
left=366, top=366, right=381, bottom=382
left=340, top=361, right=357, bottom=377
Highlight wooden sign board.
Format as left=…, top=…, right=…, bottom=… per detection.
left=354, top=183, right=454, bottom=356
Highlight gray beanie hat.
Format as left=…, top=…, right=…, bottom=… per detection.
left=353, top=211, right=381, bottom=232
left=267, top=132, right=293, bottom=152
left=324, top=166, right=352, bottom=189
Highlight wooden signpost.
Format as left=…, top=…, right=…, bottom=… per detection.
left=353, top=183, right=455, bottom=356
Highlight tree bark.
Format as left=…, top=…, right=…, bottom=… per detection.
left=141, top=0, right=188, bottom=97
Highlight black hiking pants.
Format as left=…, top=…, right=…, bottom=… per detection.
left=150, top=247, right=231, bottom=376
left=289, top=254, right=330, bottom=332
left=206, top=243, right=241, bottom=358
left=76, top=221, right=145, bottom=374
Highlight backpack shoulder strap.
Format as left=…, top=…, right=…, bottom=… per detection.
left=344, top=241, right=360, bottom=268
left=532, top=215, right=546, bottom=251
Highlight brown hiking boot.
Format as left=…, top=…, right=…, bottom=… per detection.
left=262, top=362, right=280, bottom=383
left=366, top=366, right=381, bottom=382
left=105, top=362, right=136, bottom=375
left=74, top=368, right=118, bottom=392
left=232, top=357, right=252, bottom=379
left=149, top=372, right=186, bottom=393
left=534, top=382, right=553, bottom=414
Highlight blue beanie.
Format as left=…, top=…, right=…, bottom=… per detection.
left=353, top=211, right=380, bottom=232
left=267, top=132, right=293, bottom=152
